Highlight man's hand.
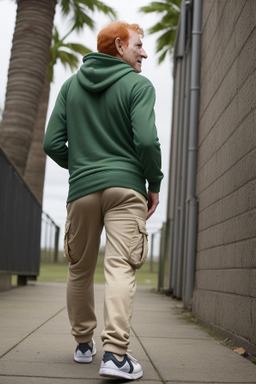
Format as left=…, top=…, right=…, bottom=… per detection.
left=146, top=191, right=159, bottom=220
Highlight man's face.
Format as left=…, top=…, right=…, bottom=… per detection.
left=121, top=30, right=147, bottom=73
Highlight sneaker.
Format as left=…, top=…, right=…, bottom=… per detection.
left=99, top=352, right=143, bottom=380
left=74, top=339, right=96, bottom=363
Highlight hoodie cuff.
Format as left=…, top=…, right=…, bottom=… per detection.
left=148, top=181, right=161, bottom=193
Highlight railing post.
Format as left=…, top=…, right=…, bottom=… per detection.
left=157, top=223, right=166, bottom=291
left=150, top=233, right=155, bottom=273
left=54, top=225, right=60, bottom=263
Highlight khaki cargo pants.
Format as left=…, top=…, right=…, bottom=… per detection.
left=64, top=187, right=148, bottom=355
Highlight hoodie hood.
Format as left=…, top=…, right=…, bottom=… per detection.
left=77, top=52, right=136, bottom=93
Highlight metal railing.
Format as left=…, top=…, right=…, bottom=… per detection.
left=40, top=211, right=60, bottom=263
left=0, top=147, right=41, bottom=283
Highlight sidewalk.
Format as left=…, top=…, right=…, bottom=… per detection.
left=0, top=282, right=255, bottom=384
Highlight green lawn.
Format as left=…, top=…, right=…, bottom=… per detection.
left=36, top=252, right=159, bottom=287
left=12, top=251, right=159, bottom=287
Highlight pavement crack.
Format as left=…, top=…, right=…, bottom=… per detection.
left=0, top=306, right=66, bottom=359
left=131, top=325, right=166, bottom=384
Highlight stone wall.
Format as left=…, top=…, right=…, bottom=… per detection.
left=193, top=0, right=256, bottom=353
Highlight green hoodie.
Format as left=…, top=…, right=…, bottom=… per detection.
left=43, top=52, right=163, bottom=203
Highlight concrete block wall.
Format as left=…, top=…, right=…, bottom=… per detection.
left=192, top=0, right=256, bottom=353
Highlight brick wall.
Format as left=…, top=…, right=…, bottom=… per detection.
left=193, top=0, right=256, bottom=353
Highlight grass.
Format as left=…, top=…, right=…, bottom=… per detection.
left=13, top=252, right=159, bottom=287
left=182, top=312, right=256, bottom=365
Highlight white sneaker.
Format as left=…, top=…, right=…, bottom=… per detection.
left=74, top=339, right=96, bottom=363
left=99, top=352, right=143, bottom=380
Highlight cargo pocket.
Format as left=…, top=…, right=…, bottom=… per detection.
left=128, top=217, right=148, bottom=269
left=64, top=219, right=80, bottom=263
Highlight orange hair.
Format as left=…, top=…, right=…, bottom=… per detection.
left=97, top=21, right=144, bottom=56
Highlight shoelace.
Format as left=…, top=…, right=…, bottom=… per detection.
left=126, top=352, right=138, bottom=364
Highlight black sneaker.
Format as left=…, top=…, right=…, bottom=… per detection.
left=74, top=339, right=96, bottom=363
left=99, top=352, right=143, bottom=380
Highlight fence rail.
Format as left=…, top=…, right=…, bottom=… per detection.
left=40, top=211, right=60, bottom=263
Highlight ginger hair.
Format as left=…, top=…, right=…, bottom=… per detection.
left=97, top=21, right=144, bottom=57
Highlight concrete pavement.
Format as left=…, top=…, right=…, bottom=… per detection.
left=0, top=282, right=255, bottom=384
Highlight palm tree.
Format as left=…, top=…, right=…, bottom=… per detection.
left=0, top=0, right=57, bottom=175
left=24, top=27, right=91, bottom=204
left=139, top=0, right=181, bottom=63
left=0, top=0, right=116, bottom=176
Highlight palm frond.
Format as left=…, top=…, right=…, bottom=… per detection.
left=77, top=0, right=116, bottom=16
left=139, top=0, right=181, bottom=63
left=71, top=5, right=95, bottom=31
left=148, top=22, right=177, bottom=34
left=58, top=50, right=80, bottom=69
left=157, top=48, right=169, bottom=64
left=47, top=25, right=92, bottom=82
left=155, top=29, right=177, bottom=53
left=64, top=42, right=91, bottom=55
left=140, top=2, right=170, bottom=14
left=60, top=0, right=116, bottom=32
left=140, top=0, right=181, bottom=14
left=61, top=0, right=71, bottom=14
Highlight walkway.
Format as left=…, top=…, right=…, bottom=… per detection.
left=0, top=282, right=255, bottom=383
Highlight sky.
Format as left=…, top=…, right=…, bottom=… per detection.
left=0, top=0, right=173, bottom=249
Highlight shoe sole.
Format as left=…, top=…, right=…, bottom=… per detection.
left=74, top=347, right=96, bottom=363
left=74, top=355, right=93, bottom=363
left=99, top=367, right=143, bottom=380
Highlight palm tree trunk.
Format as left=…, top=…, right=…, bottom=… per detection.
left=24, top=77, right=50, bottom=204
left=0, top=0, right=56, bottom=176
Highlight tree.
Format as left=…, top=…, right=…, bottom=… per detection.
left=139, top=0, right=181, bottom=63
left=0, top=0, right=116, bottom=177
left=24, top=27, right=91, bottom=204
left=0, top=0, right=57, bottom=175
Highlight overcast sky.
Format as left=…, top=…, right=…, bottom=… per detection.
left=0, top=0, right=173, bottom=248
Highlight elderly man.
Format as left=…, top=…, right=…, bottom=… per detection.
left=43, top=21, right=163, bottom=380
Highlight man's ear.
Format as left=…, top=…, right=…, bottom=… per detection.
left=115, top=37, right=124, bottom=56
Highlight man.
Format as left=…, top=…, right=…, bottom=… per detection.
left=43, top=21, right=163, bottom=381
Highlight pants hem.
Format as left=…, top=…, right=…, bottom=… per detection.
left=103, top=343, right=127, bottom=355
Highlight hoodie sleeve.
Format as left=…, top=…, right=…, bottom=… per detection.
left=43, top=84, right=68, bottom=169
left=130, top=84, right=164, bottom=192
